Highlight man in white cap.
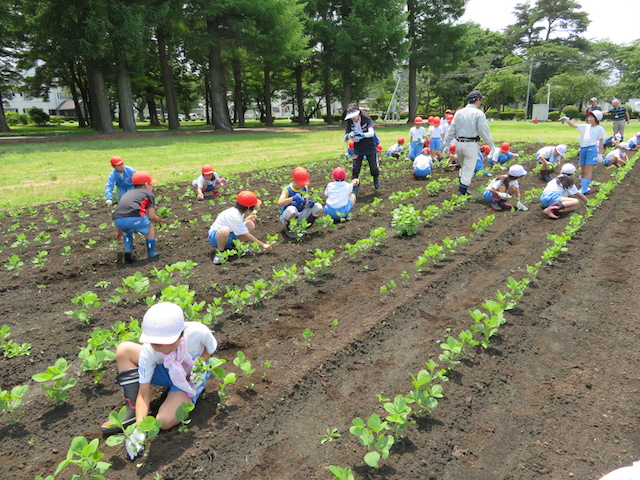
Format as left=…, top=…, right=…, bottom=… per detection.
left=444, top=90, right=496, bottom=196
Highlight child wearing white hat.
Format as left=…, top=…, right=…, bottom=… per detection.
left=603, top=142, right=630, bottom=167
left=101, top=302, right=218, bottom=459
left=539, top=163, right=588, bottom=219
left=483, top=164, right=529, bottom=211
left=536, top=144, right=567, bottom=181
left=561, top=111, right=606, bottom=194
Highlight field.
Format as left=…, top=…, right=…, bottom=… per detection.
left=1, top=134, right=639, bottom=480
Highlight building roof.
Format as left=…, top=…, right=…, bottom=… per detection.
left=56, top=100, right=75, bottom=111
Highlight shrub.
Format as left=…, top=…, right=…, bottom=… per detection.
left=28, top=107, right=50, bottom=126
left=369, top=114, right=379, bottom=121
left=498, top=112, right=516, bottom=120
left=5, top=112, right=29, bottom=126
left=49, top=115, right=64, bottom=125
left=514, top=112, right=526, bottom=120
left=548, top=111, right=561, bottom=121
left=561, top=105, right=579, bottom=119
left=485, top=109, right=500, bottom=120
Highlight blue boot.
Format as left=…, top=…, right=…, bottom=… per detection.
left=580, top=178, right=592, bottom=194
left=123, top=234, right=135, bottom=263
left=146, top=239, right=159, bottom=260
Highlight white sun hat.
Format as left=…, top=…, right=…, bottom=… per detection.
left=561, top=163, right=576, bottom=175
left=344, top=109, right=360, bottom=120
left=508, top=164, right=527, bottom=177
left=139, top=302, right=185, bottom=345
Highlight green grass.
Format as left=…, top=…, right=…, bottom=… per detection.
left=0, top=119, right=603, bottom=209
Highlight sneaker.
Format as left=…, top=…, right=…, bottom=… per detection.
left=213, top=255, right=222, bottom=265
left=373, top=177, right=380, bottom=189
left=583, top=188, right=596, bottom=195
left=211, top=190, right=220, bottom=197
left=490, top=200, right=503, bottom=211
left=499, top=200, right=512, bottom=209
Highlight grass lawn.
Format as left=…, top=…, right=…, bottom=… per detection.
left=0, top=119, right=624, bottom=209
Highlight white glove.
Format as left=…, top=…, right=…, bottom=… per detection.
left=596, top=154, right=604, bottom=164
left=125, top=429, right=146, bottom=460
left=559, top=116, right=570, bottom=122
left=498, top=192, right=512, bottom=200
left=189, top=366, right=205, bottom=389
left=516, top=201, right=529, bottom=211
left=512, top=153, right=519, bottom=158
left=105, top=200, right=113, bottom=206
left=197, top=194, right=204, bottom=201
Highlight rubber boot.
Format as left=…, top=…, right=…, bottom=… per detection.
left=543, top=201, right=563, bottom=219
left=456, top=184, right=469, bottom=196
left=373, top=177, right=380, bottom=189
left=101, top=369, right=139, bottom=435
left=146, top=238, right=159, bottom=260
left=307, top=214, right=317, bottom=227
left=123, top=234, right=135, bottom=263
left=352, top=184, right=360, bottom=196
left=581, top=178, right=592, bottom=194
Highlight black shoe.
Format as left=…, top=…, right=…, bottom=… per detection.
left=124, top=252, right=136, bottom=263
left=373, top=177, right=380, bottom=189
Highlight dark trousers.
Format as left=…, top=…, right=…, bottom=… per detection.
left=353, top=151, right=379, bottom=179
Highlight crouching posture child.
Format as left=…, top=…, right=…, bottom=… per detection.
left=208, top=191, right=272, bottom=265
left=413, top=147, right=434, bottom=180
left=603, top=142, right=630, bottom=168
left=113, top=171, right=164, bottom=263
left=536, top=144, right=568, bottom=182
left=483, top=164, right=529, bottom=211
left=324, top=167, right=359, bottom=221
left=490, top=142, right=519, bottom=166
left=278, top=167, right=324, bottom=238
left=192, top=164, right=227, bottom=200
left=101, top=302, right=218, bottom=459
left=539, top=163, right=588, bottom=219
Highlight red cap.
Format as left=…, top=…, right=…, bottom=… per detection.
left=332, top=167, right=347, bottom=181
left=481, top=145, right=491, bottom=154
left=132, top=171, right=157, bottom=186
left=348, top=140, right=355, bottom=149
left=444, top=109, right=453, bottom=115
left=433, top=117, right=441, bottom=126
left=201, top=164, right=214, bottom=175
left=110, top=156, right=124, bottom=166
left=376, top=144, right=382, bottom=152
left=449, top=144, right=456, bottom=153
left=397, top=138, right=405, bottom=143
left=427, top=116, right=434, bottom=125
left=446, top=114, right=454, bottom=121
left=236, top=191, right=262, bottom=207
left=292, top=167, right=310, bottom=185
left=423, top=138, right=430, bottom=147
left=422, top=147, right=431, bottom=155
left=414, top=116, right=423, bottom=125
left=500, top=142, right=510, bottom=153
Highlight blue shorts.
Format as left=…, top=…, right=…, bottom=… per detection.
left=429, top=137, right=443, bottom=151
left=324, top=200, right=353, bottom=220
left=536, top=153, right=557, bottom=165
left=208, top=229, right=238, bottom=249
left=414, top=166, right=431, bottom=178
left=114, top=216, right=152, bottom=235
left=409, top=141, right=423, bottom=160
left=540, top=191, right=562, bottom=208
left=579, top=145, right=598, bottom=165
left=483, top=191, right=494, bottom=203
left=148, top=364, right=209, bottom=402
left=603, top=157, right=612, bottom=167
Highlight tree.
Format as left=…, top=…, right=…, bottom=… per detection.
left=504, top=2, right=544, bottom=52
left=533, top=72, right=603, bottom=107
left=535, top=0, right=589, bottom=42
left=475, top=69, right=529, bottom=111
left=0, top=0, right=24, bottom=132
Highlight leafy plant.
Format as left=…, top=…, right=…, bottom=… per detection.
left=233, top=351, right=256, bottom=389
left=3, top=254, right=24, bottom=271
left=328, top=466, right=355, bottom=480
left=31, top=250, right=48, bottom=268
left=121, top=272, right=150, bottom=295
left=224, top=285, right=251, bottom=315
left=32, top=358, right=78, bottom=405
left=65, top=291, right=101, bottom=324
left=0, top=384, right=29, bottom=424
left=381, top=394, right=415, bottom=439
left=287, top=218, right=311, bottom=241
left=54, top=436, right=111, bottom=480
left=175, top=401, right=195, bottom=433
left=321, top=427, right=341, bottom=444
left=302, top=328, right=314, bottom=348
left=438, top=336, right=464, bottom=368
left=105, top=408, right=162, bottom=459
left=349, top=413, right=395, bottom=469
left=245, top=279, right=271, bottom=305
left=303, top=249, right=335, bottom=279
left=391, top=204, right=422, bottom=236
left=406, top=361, right=447, bottom=417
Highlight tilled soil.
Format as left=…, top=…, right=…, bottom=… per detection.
left=1, top=143, right=638, bottom=480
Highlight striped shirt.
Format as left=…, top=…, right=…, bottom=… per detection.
left=608, top=106, right=627, bottom=120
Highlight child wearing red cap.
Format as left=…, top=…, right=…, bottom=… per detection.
left=428, top=117, right=445, bottom=160
left=345, top=140, right=356, bottom=159
left=386, top=138, right=405, bottom=158
left=489, top=142, right=519, bottom=166
left=112, top=171, right=164, bottom=262
left=445, top=144, right=460, bottom=171
left=101, top=302, right=218, bottom=459
left=408, top=117, right=427, bottom=160
left=474, top=145, right=493, bottom=177
left=413, top=147, right=434, bottom=180
left=105, top=156, right=136, bottom=206
left=208, top=191, right=272, bottom=264
left=192, top=164, right=227, bottom=200
left=277, top=167, right=324, bottom=237
left=323, top=167, right=359, bottom=221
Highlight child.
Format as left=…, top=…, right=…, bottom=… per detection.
left=208, top=191, right=272, bottom=265
left=442, top=114, right=454, bottom=142
left=474, top=145, right=493, bottom=177
left=408, top=117, right=427, bottom=160
left=413, top=147, right=434, bottom=180
left=603, top=142, right=629, bottom=167
left=324, top=167, right=359, bottom=221
left=428, top=117, right=444, bottom=160
left=539, top=163, right=588, bottom=219
left=113, top=171, right=164, bottom=263
left=345, top=140, right=356, bottom=159
left=386, top=138, right=405, bottom=158
left=603, top=133, right=622, bottom=149
left=277, top=167, right=324, bottom=237
left=105, top=156, right=136, bottom=206
left=101, top=302, right=218, bottom=459
left=483, top=164, right=528, bottom=211
left=489, top=142, right=519, bottom=166
left=562, top=110, right=605, bottom=194
left=446, top=144, right=460, bottom=171
left=536, top=144, right=568, bottom=181
left=626, top=132, right=640, bottom=151
left=192, top=164, right=226, bottom=200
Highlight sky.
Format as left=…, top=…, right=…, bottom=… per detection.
left=459, top=0, right=639, bottom=46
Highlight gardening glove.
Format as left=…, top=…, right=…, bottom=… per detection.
left=189, top=365, right=205, bottom=389
left=498, top=192, right=511, bottom=200
left=307, top=199, right=315, bottom=209
left=344, top=134, right=351, bottom=141
left=512, top=153, right=519, bottom=158
left=596, top=153, right=604, bottom=164
left=105, top=200, right=113, bottom=206
left=197, top=194, right=204, bottom=201
left=516, top=201, right=529, bottom=211
left=125, top=429, right=146, bottom=460
left=218, top=178, right=227, bottom=186
left=354, top=130, right=365, bottom=138
left=559, top=116, right=570, bottom=122
left=292, top=194, right=305, bottom=207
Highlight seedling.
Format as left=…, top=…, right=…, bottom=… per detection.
left=54, top=436, right=111, bottom=479
left=391, top=204, right=422, bottom=236
left=272, top=264, right=299, bottom=285
left=233, top=351, right=256, bottom=389
left=121, top=272, right=150, bottom=295
left=34, top=232, right=51, bottom=244
left=2, top=340, right=32, bottom=358
left=321, top=427, right=341, bottom=444
left=4, top=254, right=24, bottom=271
left=175, top=401, right=195, bottom=433
left=105, top=408, right=162, bottom=458
left=304, top=249, right=335, bottom=279
left=287, top=218, right=311, bottom=241
left=327, top=466, right=355, bottom=480
left=224, top=285, right=251, bottom=315
left=32, top=358, right=78, bottom=405
left=149, top=266, right=173, bottom=284
left=60, top=245, right=72, bottom=256
left=31, top=250, right=48, bottom=268
left=406, top=365, right=445, bottom=416
left=66, top=291, right=101, bottom=324
left=382, top=394, right=415, bottom=439
left=245, top=279, right=271, bottom=305
left=379, top=279, right=397, bottom=294
left=302, top=328, right=314, bottom=348
left=0, top=384, right=29, bottom=424
left=438, top=336, right=464, bottom=368
left=349, top=413, right=395, bottom=469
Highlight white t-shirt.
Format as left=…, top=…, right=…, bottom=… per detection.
left=138, top=322, right=217, bottom=384
left=536, top=146, right=563, bottom=163
left=208, top=207, right=249, bottom=236
left=542, top=176, right=579, bottom=197
left=485, top=177, right=520, bottom=192
left=409, top=126, right=427, bottom=143
left=605, top=148, right=627, bottom=160
left=428, top=125, right=444, bottom=139
left=413, top=154, right=433, bottom=170
left=324, top=181, right=353, bottom=209
left=193, top=173, right=221, bottom=190
left=576, top=124, right=605, bottom=148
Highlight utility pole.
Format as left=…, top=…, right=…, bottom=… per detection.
left=524, top=56, right=534, bottom=120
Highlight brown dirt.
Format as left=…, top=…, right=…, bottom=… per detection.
left=1, top=144, right=638, bottom=480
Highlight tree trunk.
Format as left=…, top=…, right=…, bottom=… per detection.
left=323, top=66, right=332, bottom=121
left=264, top=64, right=273, bottom=127
left=204, top=74, right=211, bottom=125
left=147, top=96, right=159, bottom=126
left=116, top=60, right=137, bottom=132
left=407, top=0, right=417, bottom=124
left=0, top=89, right=10, bottom=132
left=67, top=62, right=86, bottom=128
left=157, top=27, right=180, bottom=130
left=86, top=63, right=114, bottom=133
left=341, top=82, right=351, bottom=113
left=207, top=21, right=233, bottom=131
left=294, top=63, right=306, bottom=125
left=232, top=50, right=244, bottom=127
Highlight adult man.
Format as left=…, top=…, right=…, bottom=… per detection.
left=585, top=97, right=598, bottom=115
left=606, top=99, right=631, bottom=140
left=443, top=90, right=495, bottom=196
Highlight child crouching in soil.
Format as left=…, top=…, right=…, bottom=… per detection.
left=539, top=163, right=588, bottom=219
left=324, top=167, right=359, bottom=221
left=483, top=164, right=529, bottom=211
left=192, top=164, right=227, bottom=200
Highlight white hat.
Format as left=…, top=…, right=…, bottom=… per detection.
left=590, top=110, right=604, bottom=122
left=561, top=163, right=576, bottom=175
left=614, top=133, right=622, bottom=140
left=590, top=97, right=597, bottom=102
left=508, top=164, right=527, bottom=177
left=139, top=303, right=185, bottom=344
left=620, top=142, right=630, bottom=149
left=555, top=144, right=568, bottom=155
left=344, top=109, right=360, bottom=120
